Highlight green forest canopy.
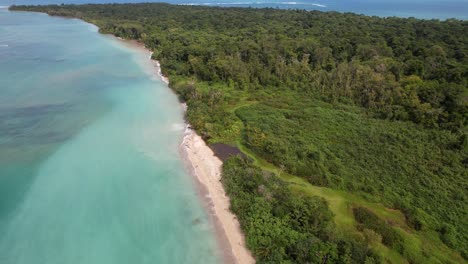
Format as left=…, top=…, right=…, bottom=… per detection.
left=11, top=3, right=468, bottom=263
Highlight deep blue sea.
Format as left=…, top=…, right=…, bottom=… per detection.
left=1, top=0, right=467, bottom=19
left=0, top=7, right=219, bottom=263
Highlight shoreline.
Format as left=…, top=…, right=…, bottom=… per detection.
left=180, top=125, right=255, bottom=264
left=116, top=37, right=254, bottom=264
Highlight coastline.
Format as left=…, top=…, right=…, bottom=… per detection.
left=180, top=126, right=255, bottom=264
left=116, top=37, right=254, bottom=264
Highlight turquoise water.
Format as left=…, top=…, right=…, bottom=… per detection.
left=0, top=8, right=219, bottom=264
left=1, top=0, right=467, bottom=20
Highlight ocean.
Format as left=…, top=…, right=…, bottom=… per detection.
left=0, top=7, right=219, bottom=263
left=0, top=0, right=467, bottom=20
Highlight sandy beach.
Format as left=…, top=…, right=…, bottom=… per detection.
left=181, top=126, right=255, bottom=264
left=116, top=37, right=254, bottom=264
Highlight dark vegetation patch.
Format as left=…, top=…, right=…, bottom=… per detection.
left=210, top=143, right=246, bottom=161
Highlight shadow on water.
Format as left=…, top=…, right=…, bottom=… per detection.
left=0, top=104, right=67, bottom=222
left=0, top=157, right=49, bottom=224
left=0, top=103, right=103, bottom=223
left=0, top=103, right=72, bottom=146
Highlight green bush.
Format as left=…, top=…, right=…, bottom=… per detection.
left=353, top=207, right=404, bottom=252
left=223, top=157, right=377, bottom=263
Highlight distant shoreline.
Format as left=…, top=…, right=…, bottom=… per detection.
left=6, top=1, right=467, bottom=21
left=112, top=36, right=254, bottom=264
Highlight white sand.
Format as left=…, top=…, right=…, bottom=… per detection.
left=182, top=127, right=255, bottom=264
left=154, top=60, right=169, bottom=84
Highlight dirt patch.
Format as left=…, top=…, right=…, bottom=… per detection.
left=210, top=143, right=246, bottom=161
